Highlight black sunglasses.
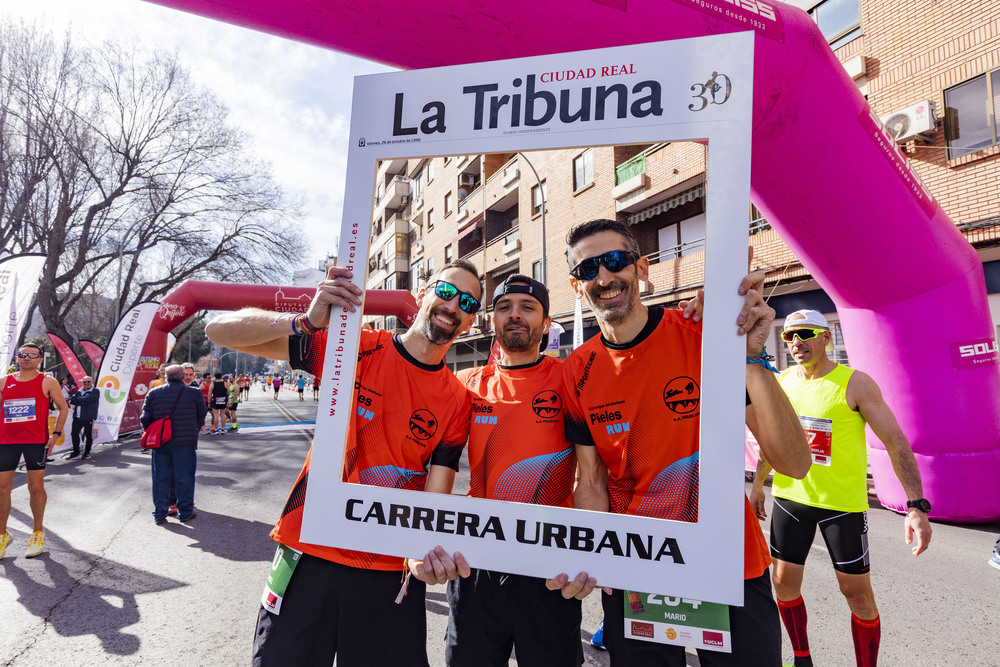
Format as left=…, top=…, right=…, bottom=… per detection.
left=570, top=250, right=640, bottom=281
left=16, top=352, right=42, bottom=359
left=781, top=328, right=826, bottom=343
left=430, top=280, right=481, bottom=314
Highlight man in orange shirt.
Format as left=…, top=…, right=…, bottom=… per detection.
left=445, top=274, right=582, bottom=666
left=207, top=260, right=482, bottom=667
left=558, top=219, right=810, bottom=666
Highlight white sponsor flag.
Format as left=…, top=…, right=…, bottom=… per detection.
left=572, top=296, right=585, bottom=350
left=0, top=253, right=47, bottom=369
left=544, top=321, right=564, bottom=356
left=93, top=302, right=160, bottom=444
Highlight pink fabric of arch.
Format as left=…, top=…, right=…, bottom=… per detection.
left=145, top=0, right=1000, bottom=522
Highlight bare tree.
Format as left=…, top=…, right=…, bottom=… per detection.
left=0, top=20, right=305, bottom=342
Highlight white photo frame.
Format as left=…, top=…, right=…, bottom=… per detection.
left=301, top=33, right=754, bottom=605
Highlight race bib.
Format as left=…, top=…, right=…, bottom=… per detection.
left=623, top=591, right=732, bottom=652
left=4, top=398, right=37, bottom=424
left=798, top=415, right=833, bottom=466
left=261, top=544, right=302, bottom=615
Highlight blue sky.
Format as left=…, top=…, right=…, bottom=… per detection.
left=3, top=0, right=395, bottom=269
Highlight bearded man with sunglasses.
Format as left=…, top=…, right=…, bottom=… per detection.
left=206, top=261, right=482, bottom=667
left=558, top=219, right=810, bottom=666
left=0, top=344, right=68, bottom=559
left=749, top=310, right=931, bottom=667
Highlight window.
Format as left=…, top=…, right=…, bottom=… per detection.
left=412, top=169, right=424, bottom=202
left=445, top=244, right=453, bottom=262
left=532, top=260, right=542, bottom=281
left=531, top=182, right=546, bottom=216
left=426, top=159, right=434, bottom=183
left=385, top=273, right=396, bottom=290
left=410, top=261, right=423, bottom=288
left=444, top=191, right=453, bottom=216
left=945, top=69, right=1000, bottom=159
left=427, top=256, right=434, bottom=277
left=395, top=232, right=409, bottom=256
left=573, top=149, right=594, bottom=190
left=427, top=208, right=434, bottom=230
left=808, top=0, right=860, bottom=49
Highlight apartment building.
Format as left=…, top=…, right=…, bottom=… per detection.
left=365, top=0, right=1000, bottom=371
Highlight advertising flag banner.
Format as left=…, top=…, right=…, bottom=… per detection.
left=93, top=302, right=160, bottom=444
left=48, top=333, right=88, bottom=385
left=573, top=298, right=584, bottom=350
left=0, top=253, right=46, bottom=369
left=79, top=340, right=106, bottom=368
left=302, top=34, right=755, bottom=603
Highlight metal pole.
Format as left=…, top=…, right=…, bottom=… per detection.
left=518, top=152, right=546, bottom=285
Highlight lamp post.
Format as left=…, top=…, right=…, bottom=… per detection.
left=517, top=152, right=547, bottom=284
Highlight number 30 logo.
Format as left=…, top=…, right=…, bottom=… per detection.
left=689, top=72, right=732, bottom=112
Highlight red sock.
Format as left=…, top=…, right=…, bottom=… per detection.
left=776, top=596, right=811, bottom=659
left=851, top=613, right=881, bottom=667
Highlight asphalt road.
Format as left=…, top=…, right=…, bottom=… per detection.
left=2, top=386, right=998, bottom=666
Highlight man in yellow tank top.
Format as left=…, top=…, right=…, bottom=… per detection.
left=749, top=310, right=932, bottom=667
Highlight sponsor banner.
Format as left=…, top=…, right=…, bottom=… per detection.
left=949, top=338, right=999, bottom=370
left=47, top=333, right=88, bottom=385
left=0, top=253, right=46, bottom=369
left=624, top=591, right=732, bottom=652
left=573, top=297, right=584, bottom=350
left=93, top=302, right=159, bottom=444
left=860, top=108, right=938, bottom=217
left=675, top=0, right=785, bottom=43
left=301, top=34, right=754, bottom=603
left=544, top=321, right=565, bottom=356
left=80, top=340, right=105, bottom=368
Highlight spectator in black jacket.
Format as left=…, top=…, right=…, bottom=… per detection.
left=141, top=365, right=208, bottom=524
left=66, top=376, right=100, bottom=460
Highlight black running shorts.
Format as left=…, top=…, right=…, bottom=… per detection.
left=252, top=553, right=428, bottom=667
left=601, top=571, right=781, bottom=667
left=0, top=443, right=48, bottom=472
left=769, top=496, right=870, bottom=575
left=445, top=569, right=583, bottom=667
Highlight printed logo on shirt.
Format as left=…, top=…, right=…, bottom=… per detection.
left=663, top=376, right=700, bottom=415
left=408, top=409, right=438, bottom=440
left=531, top=390, right=562, bottom=418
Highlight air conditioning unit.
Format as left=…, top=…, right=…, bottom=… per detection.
left=476, top=313, right=491, bottom=332
left=881, top=100, right=937, bottom=143
left=460, top=173, right=476, bottom=187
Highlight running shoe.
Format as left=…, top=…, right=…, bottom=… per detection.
left=591, top=620, right=606, bottom=650
left=81, top=455, right=91, bottom=460
left=65, top=454, right=80, bottom=460
left=0, top=532, right=10, bottom=559
left=179, top=510, right=198, bottom=523
left=990, top=551, right=1000, bottom=571
left=168, top=504, right=178, bottom=517
left=25, top=531, right=45, bottom=558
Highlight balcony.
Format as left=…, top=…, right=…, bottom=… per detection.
left=373, top=175, right=409, bottom=220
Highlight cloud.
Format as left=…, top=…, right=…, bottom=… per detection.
left=3, top=0, right=395, bottom=269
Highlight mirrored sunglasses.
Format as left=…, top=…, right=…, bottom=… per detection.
left=431, top=280, right=481, bottom=314
left=16, top=352, right=42, bottom=359
left=781, top=328, right=826, bottom=343
left=570, top=250, right=640, bottom=281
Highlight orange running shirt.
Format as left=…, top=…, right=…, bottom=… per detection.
left=270, top=327, right=471, bottom=571
left=562, top=306, right=769, bottom=580
left=457, top=356, right=575, bottom=507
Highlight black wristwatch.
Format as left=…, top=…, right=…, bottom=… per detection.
left=52, top=431, right=62, bottom=437
left=906, top=498, right=931, bottom=513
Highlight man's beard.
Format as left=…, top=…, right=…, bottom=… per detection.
left=416, top=305, right=461, bottom=345
left=587, top=278, right=637, bottom=325
left=497, top=321, right=544, bottom=353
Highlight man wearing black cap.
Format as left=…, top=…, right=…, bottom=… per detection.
left=439, top=274, right=587, bottom=667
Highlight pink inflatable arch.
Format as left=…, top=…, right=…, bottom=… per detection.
left=123, top=280, right=417, bottom=432
left=147, top=0, right=1000, bottom=522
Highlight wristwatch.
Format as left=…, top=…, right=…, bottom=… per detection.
left=52, top=431, right=62, bottom=436
left=906, top=498, right=931, bottom=513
